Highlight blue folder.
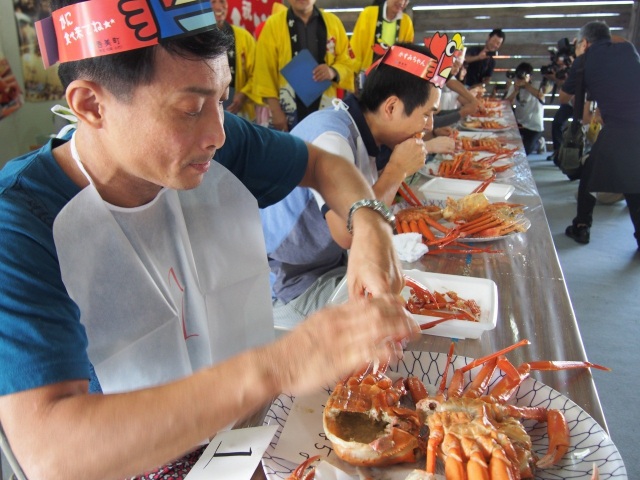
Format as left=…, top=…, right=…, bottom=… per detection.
left=280, top=49, right=331, bottom=107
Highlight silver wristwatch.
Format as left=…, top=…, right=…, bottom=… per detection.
left=346, top=199, right=396, bottom=234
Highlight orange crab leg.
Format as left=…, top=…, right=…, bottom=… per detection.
left=463, top=358, right=498, bottom=398
left=527, top=360, right=611, bottom=372
left=489, top=363, right=531, bottom=403
left=443, top=434, right=466, bottom=480
left=459, top=339, right=530, bottom=373
left=462, top=438, right=490, bottom=480
left=419, top=316, right=459, bottom=330
left=438, top=341, right=456, bottom=397
left=426, top=424, right=444, bottom=474
left=536, top=410, right=570, bottom=468
left=287, top=455, right=320, bottom=480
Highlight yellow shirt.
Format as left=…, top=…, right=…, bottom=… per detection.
left=349, top=6, right=414, bottom=72
left=253, top=9, right=357, bottom=113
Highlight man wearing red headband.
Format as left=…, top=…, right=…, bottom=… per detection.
left=0, top=1, right=418, bottom=478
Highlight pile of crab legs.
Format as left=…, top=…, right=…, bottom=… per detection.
left=396, top=182, right=526, bottom=255
left=288, top=337, right=609, bottom=480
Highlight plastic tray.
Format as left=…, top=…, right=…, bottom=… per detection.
left=328, top=269, right=498, bottom=339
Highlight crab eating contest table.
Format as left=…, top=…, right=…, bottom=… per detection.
left=250, top=99, right=626, bottom=479
left=403, top=101, right=607, bottom=429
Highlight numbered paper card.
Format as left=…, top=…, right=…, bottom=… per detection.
left=185, top=425, right=278, bottom=479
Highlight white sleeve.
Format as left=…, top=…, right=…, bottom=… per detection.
left=309, top=131, right=356, bottom=212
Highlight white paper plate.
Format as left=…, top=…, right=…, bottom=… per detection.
left=262, top=352, right=627, bottom=480
left=442, top=216, right=532, bottom=243
left=420, top=157, right=515, bottom=180
left=455, top=131, right=496, bottom=139
left=460, top=120, right=510, bottom=132
left=418, top=177, right=515, bottom=207
left=328, top=269, right=498, bottom=339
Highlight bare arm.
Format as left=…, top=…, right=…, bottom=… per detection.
left=299, top=144, right=404, bottom=298
left=0, top=298, right=418, bottom=480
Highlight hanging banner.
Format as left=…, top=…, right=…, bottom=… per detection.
left=0, top=40, right=23, bottom=121
left=227, top=0, right=280, bottom=36
left=13, top=0, right=64, bottom=102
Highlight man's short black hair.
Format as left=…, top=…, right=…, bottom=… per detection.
left=51, top=0, right=233, bottom=99
left=515, top=62, right=533, bottom=76
left=489, top=28, right=506, bottom=42
left=359, top=43, right=435, bottom=116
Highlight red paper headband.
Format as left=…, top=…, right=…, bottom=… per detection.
left=365, top=32, right=464, bottom=88
left=35, top=0, right=217, bottom=68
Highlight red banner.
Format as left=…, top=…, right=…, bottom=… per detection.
left=226, top=0, right=281, bottom=35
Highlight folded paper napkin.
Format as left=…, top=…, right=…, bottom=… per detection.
left=392, top=232, right=429, bottom=262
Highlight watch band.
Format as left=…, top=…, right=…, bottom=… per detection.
left=346, top=199, right=396, bottom=234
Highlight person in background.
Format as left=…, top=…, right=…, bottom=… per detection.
left=261, top=43, right=455, bottom=328
left=212, top=0, right=258, bottom=121
left=253, top=0, right=357, bottom=131
left=0, top=1, right=418, bottom=478
left=505, top=62, right=547, bottom=155
left=560, top=21, right=640, bottom=248
left=349, top=0, right=414, bottom=83
left=464, top=28, right=505, bottom=88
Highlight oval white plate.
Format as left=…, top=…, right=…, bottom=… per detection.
left=262, top=352, right=627, bottom=479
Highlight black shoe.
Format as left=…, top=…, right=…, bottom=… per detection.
left=565, top=224, right=590, bottom=244
left=546, top=153, right=555, bottom=162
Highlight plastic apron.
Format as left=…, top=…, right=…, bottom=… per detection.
left=53, top=133, right=274, bottom=394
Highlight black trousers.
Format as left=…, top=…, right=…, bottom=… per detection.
left=575, top=154, right=640, bottom=243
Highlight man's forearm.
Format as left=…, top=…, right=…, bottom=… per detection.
left=1, top=348, right=281, bottom=480
left=299, top=144, right=377, bottom=221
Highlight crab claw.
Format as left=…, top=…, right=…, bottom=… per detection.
left=536, top=410, right=570, bottom=468
left=287, top=455, right=320, bottom=480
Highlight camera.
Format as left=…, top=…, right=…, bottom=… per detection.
left=540, top=38, right=575, bottom=80
left=486, top=51, right=497, bottom=57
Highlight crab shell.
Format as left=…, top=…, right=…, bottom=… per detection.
left=322, top=380, right=422, bottom=467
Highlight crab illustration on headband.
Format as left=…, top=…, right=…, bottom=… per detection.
left=366, top=32, right=463, bottom=88
left=35, top=0, right=216, bottom=68
left=424, top=32, right=465, bottom=87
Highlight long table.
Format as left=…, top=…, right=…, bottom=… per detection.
left=405, top=101, right=608, bottom=431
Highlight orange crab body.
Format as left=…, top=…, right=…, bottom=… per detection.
left=322, top=371, right=424, bottom=467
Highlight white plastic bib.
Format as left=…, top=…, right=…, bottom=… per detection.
left=53, top=134, right=274, bottom=394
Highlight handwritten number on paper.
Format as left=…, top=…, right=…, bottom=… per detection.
left=204, top=442, right=253, bottom=468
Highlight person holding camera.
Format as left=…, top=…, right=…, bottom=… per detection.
left=505, top=62, right=547, bottom=155
left=463, top=28, right=505, bottom=88
left=541, top=39, right=576, bottom=162
left=559, top=21, right=640, bottom=248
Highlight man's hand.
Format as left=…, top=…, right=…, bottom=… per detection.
left=346, top=208, right=404, bottom=299
left=312, top=64, right=337, bottom=82
left=459, top=98, right=481, bottom=117
left=386, top=135, right=429, bottom=178
left=425, top=136, right=455, bottom=154
left=272, top=295, right=419, bottom=395
left=267, top=99, right=289, bottom=131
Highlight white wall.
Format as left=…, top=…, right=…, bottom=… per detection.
left=0, top=0, right=63, bottom=167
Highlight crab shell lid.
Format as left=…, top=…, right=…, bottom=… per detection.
left=35, top=0, right=217, bottom=68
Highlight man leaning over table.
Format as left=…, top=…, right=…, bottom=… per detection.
left=560, top=20, right=640, bottom=248
left=261, top=42, right=459, bottom=329
left=252, top=0, right=357, bottom=132
left=0, top=1, right=419, bottom=479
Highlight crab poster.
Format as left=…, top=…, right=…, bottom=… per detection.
left=227, top=0, right=280, bottom=35
left=0, top=41, right=23, bottom=121
left=13, top=0, right=64, bottom=102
